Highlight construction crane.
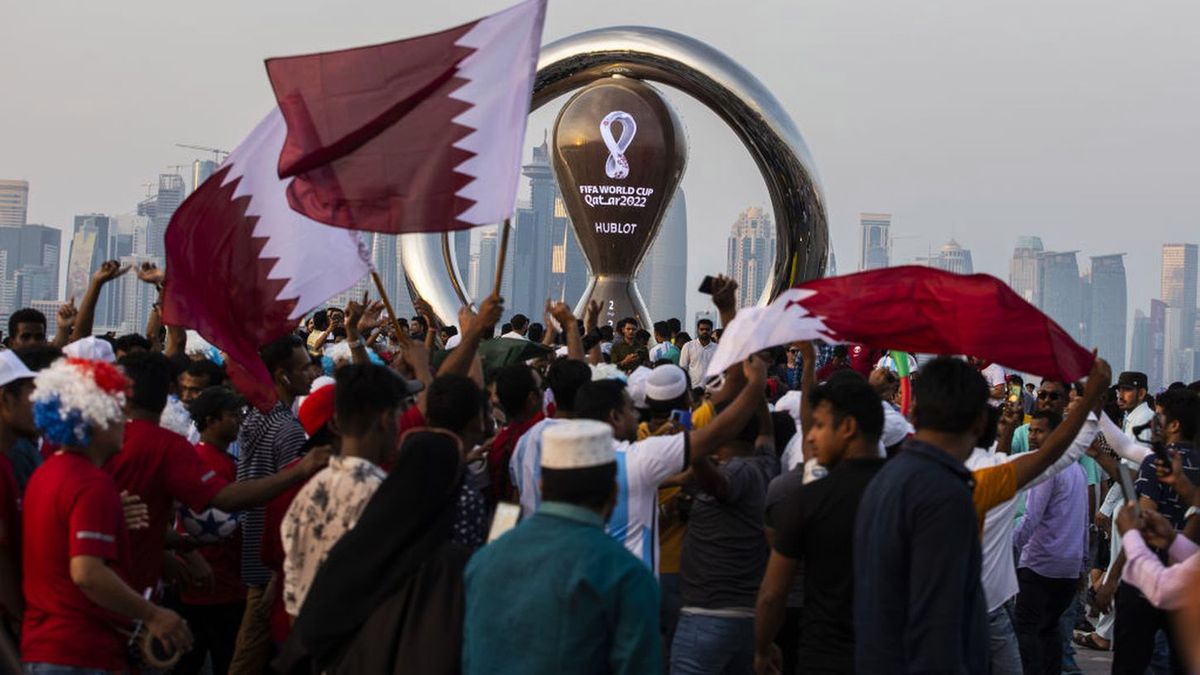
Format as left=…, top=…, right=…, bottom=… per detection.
left=175, top=143, right=229, bottom=163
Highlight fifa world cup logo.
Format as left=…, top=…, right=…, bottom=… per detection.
left=552, top=78, right=687, bottom=329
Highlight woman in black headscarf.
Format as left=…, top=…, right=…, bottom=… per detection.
left=275, top=430, right=470, bottom=674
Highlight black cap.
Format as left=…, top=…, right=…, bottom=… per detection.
left=1117, top=371, right=1148, bottom=390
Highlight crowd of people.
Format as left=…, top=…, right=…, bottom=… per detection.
left=0, top=263, right=1198, bottom=675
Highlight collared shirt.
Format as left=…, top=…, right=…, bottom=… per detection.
left=1123, top=401, right=1155, bottom=446
left=463, top=501, right=661, bottom=675
left=854, top=439, right=988, bottom=675
left=679, top=339, right=718, bottom=385
left=238, top=402, right=307, bottom=586
left=1121, top=529, right=1200, bottom=610
left=1014, top=463, right=1089, bottom=579
left=281, top=455, right=385, bottom=615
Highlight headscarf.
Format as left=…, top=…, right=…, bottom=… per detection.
left=276, top=430, right=464, bottom=672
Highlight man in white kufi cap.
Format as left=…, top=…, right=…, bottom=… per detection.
left=463, top=420, right=661, bottom=674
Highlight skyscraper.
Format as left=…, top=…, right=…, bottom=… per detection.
left=726, top=207, right=776, bottom=308
left=370, top=232, right=414, bottom=320
left=637, top=188, right=687, bottom=324
left=66, top=214, right=115, bottom=325
left=1164, top=307, right=1186, bottom=384
left=1150, top=299, right=1167, bottom=388
left=1087, top=254, right=1127, bottom=372
left=1130, top=309, right=1150, bottom=376
left=474, top=229, right=499, bottom=302
left=191, top=160, right=219, bottom=193
left=859, top=213, right=891, bottom=271
left=1039, top=251, right=1084, bottom=341
left=0, top=180, right=29, bottom=227
left=1009, top=236, right=1044, bottom=305
left=1161, top=243, right=1197, bottom=350
left=0, top=223, right=61, bottom=324
left=916, top=239, right=974, bottom=274
left=510, top=138, right=571, bottom=317
left=138, top=174, right=186, bottom=259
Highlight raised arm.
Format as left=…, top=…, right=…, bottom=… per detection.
left=550, top=302, right=584, bottom=362
left=689, top=358, right=768, bottom=501
left=1007, top=356, right=1110, bottom=490
left=1099, top=413, right=1153, bottom=465
left=439, top=294, right=503, bottom=379
left=71, top=260, right=130, bottom=342
left=50, top=299, right=78, bottom=349
left=796, top=341, right=817, bottom=461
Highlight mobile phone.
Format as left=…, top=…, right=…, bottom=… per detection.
left=488, top=502, right=521, bottom=543
left=698, top=276, right=716, bottom=295
left=669, top=409, right=692, bottom=431
left=1008, top=383, right=1021, bottom=403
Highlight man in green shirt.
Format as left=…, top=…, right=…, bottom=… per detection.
left=609, top=318, right=648, bottom=373
left=463, top=420, right=660, bottom=675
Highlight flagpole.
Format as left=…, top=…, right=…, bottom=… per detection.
left=492, top=219, right=511, bottom=298
left=370, top=271, right=408, bottom=343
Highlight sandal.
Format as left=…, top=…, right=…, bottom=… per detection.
left=1072, top=632, right=1111, bottom=651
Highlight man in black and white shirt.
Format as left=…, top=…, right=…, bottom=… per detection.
left=230, top=334, right=317, bottom=674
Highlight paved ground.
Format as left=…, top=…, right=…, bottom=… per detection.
left=1076, top=647, right=1113, bottom=674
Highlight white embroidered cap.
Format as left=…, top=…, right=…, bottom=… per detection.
left=541, top=420, right=615, bottom=470
left=0, top=350, right=35, bottom=388
left=62, top=336, right=116, bottom=364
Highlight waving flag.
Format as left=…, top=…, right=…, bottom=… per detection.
left=163, top=109, right=371, bottom=410
left=705, top=266, right=1095, bottom=383
left=266, top=0, right=547, bottom=234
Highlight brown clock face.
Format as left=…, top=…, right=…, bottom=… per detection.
left=552, top=78, right=687, bottom=278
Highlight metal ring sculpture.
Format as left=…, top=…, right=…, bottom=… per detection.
left=400, top=26, right=828, bottom=325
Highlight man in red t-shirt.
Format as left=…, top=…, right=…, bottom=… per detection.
left=108, top=353, right=330, bottom=597
left=173, top=386, right=250, bottom=675
left=23, top=357, right=192, bottom=671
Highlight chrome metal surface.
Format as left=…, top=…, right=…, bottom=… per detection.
left=403, top=26, right=828, bottom=326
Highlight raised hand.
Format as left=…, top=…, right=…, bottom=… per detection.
left=476, top=294, right=504, bottom=332
left=299, top=444, right=333, bottom=476
left=344, top=292, right=368, bottom=333
left=121, top=491, right=150, bottom=531
left=56, top=298, right=78, bottom=331
left=743, top=354, right=768, bottom=384
left=136, top=261, right=165, bottom=286
left=710, top=274, right=738, bottom=311
left=1139, top=509, right=1177, bottom=549
left=93, top=260, right=131, bottom=285
left=550, top=301, right=577, bottom=328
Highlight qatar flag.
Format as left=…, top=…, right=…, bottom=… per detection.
left=266, top=0, right=547, bottom=234
left=162, top=109, right=372, bottom=410
left=704, top=266, right=1095, bottom=383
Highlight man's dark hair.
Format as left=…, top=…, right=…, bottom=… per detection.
left=312, top=309, right=330, bottom=331
left=912, top=357, right=990, bottom=434
left=8, top=308, right=46, bottom=337
left=495, top=364, right=539, bottom=419
left=653, top=321, right=670, bottom=340
left=334, top=364, right=410, bottom=436
left=599, top=325, right=614, bottom=342
left=425, top=374, right=484, bottom=434
left=619, top=317, right=637, bottom=331
left=188, top=386, right=246, bottom=433
left=500, top=322, right=512, bottom=335
left=771, top=411, right=797, bottom=453
left=510, top=314, right=530, bottom=332
left=411, top=315, right=428, bottom=330
left=1007, top=374, right=1024, bottom=387
left=261, top=334, right=303, bottom=374
left=675, top=331, right=691, bottom=345
left=1157, top=388, right=1200, bottom=441
left=1029, top=409, right=1063, bottom=430
left=575, top=380, right=628, bottom=423
left=184, top=359, right=226, bottom=387
left=114, top=333, right=152, bottom=355
left=667, top=318, right=681, bottom=335
left=119, top=351, right=173, bottom=415
left=696, top=318, right=713, bottom=331
left=546, top=359, right=594, bottom=414
left=832, top=345, right=849, bottom=359
left=810, top=371, right=885, bottom=443
left=439, top=325, right=458, bottom=341
left=527, top=322, right=545, bottom=344
left=541, top=464, right=617, bottom=510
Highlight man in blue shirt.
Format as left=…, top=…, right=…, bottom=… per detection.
left=853, top=357, right=990, bottom=675
left=463, top=420, right=661, bottom=675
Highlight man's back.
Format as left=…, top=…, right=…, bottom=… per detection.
left=463, top=503, right=660, bottom=675
left=853, top=440, right=988, bottom=675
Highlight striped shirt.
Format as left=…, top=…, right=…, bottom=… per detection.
left=510, top=422, right=687, bottom=572
left=237, top=402, right=306, bottom=587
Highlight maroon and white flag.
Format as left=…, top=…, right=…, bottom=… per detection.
left=266, top=0, right=547, bottom=234
left=706, top=266, right=1095, bottom=383
left=163, top=110, right=372, bottom=410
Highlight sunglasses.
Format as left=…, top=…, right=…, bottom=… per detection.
left=1036, top=391, right=1062, bottom=401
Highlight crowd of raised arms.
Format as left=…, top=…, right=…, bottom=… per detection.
left=0, top=262, right=1198, bottom=675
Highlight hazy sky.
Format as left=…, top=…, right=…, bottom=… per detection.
left=3, top=0, right=1198, bottom=333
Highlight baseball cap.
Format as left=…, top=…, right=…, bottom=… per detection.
left=63, top=336, right=116, bottom=364
left=0, top=351, right=35, bottom=388
left=1117, top=372, right=1148, bottom=390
